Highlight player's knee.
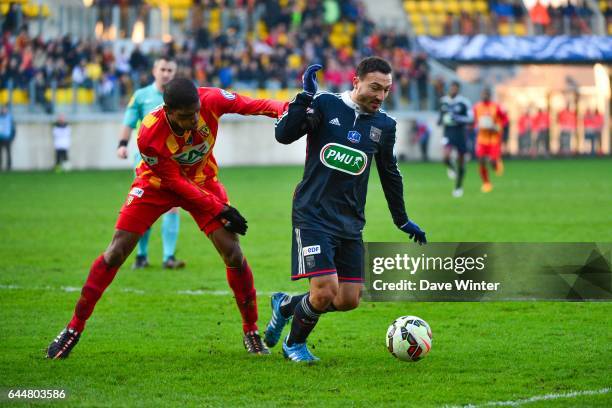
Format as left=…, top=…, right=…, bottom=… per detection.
left=104, top=243, right=130, bottom=267
left=223, top=243, right=244, bottom=267
left=310, top=285, right=338, bottom=311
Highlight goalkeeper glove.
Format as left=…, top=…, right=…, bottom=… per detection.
left=302, top=64, right=322, bottom=96
left=400, top=220, right=427, bottom=245
left=218, top=206, right=248, bottom=236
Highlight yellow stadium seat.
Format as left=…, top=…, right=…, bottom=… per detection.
left=432, top=1, right=445, bottom=13
left=171, top=8, right=188, bottom=20
left=475, top=1, right=488, bottom=13
left=77, top=89, right=94, bottom=104
left=255, top=89, right=272, bottom=99
left=12, top=90, right=28, bottom=104
left=424, top=14, right=437, bottom=24
left=599, top=1, right=606, bottom=11
left=273, top=89, right=291, bottom=102
left=413, top=24, right=427, bottom=35
left=429, top=23, right=444, bottom=36
left=514, top=23, right=527, bottom=36
left=447, top=1, right=460, bottom=14
left=0, top=4, right=8, bottom=14
left=166, top=0, right=192, bottom=7
left=410, top=13, right=421, bottom=23
left=608, top=22, right=612, bottom=35
left=404, top=1, right=418, bottom=13
left=498, top=22, right=511, bottom=36
left=0, top=0, right=27, bottom=4
left=460, top=1, right=474, bottom=13
left=0, top=89, right=8, bottom=104
left=418, top=1, right=432, bottom=13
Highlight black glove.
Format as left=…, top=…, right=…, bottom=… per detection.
left=217, top=206, right=248, bottom=235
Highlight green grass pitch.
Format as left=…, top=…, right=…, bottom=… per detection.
left=1, top=159, right=611, bottom=407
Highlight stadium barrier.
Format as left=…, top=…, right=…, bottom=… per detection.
left=11, top=112, right=443, bottom=170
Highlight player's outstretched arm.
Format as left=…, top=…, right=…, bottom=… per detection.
left=374, top=123, right=427, bottom=245
left=275, top=64, right=323, bottom=144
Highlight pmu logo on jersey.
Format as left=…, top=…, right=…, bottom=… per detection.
left=347, top=130, right=361, bottom=144
left=320, top=143, right=368, bottom=175
left=173, top=141, right=211, bottom=165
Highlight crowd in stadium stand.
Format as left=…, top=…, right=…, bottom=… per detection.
left=0, top=0, right=439, bottom=112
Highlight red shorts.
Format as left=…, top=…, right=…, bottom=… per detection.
left=475, top=143, right=501, bottom=161
left=115, top=178, right=229, bottom=236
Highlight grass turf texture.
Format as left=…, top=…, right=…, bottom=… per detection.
left=1, top=159, right=611, bottom=407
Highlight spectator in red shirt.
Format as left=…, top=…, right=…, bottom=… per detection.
left=517, top=109, right=532, bottom=156
left=557, top=104, right=577, bottom=155
left=584, top=108, right=604, bottom=155
left=532, top=108, right=550, bottom=156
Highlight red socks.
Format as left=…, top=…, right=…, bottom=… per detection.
left=479, top=163, right=490, bottom=184
left=68, top=255, right=119, bottom=332
left=226, top=259, right=258, bottom=333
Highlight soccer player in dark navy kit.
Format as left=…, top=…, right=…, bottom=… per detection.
left=264, top=57, right=427, bottom=362
left=438, top=81, right=473, bottom=197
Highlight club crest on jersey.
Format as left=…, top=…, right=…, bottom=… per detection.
left=220, top=89, right=236, bottom=100
left=320, top=143, right=368, bottom=176
left=173, top=141, right=211, bottom=165
left=129, top=187, right=144, bottom=197
left=369, top=126, right=382, bottom=142
left=347, top=130, right=361, bottom=144
left=141, top=153, right=158, bottom=166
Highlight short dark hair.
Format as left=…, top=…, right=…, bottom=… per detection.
left=163, top=78, right=199, bottom=109
left=155, top=56, right=176, bottom=66
left=451, top=81, right=461, bottom=89
left=356, top=56, right=392, bottom=79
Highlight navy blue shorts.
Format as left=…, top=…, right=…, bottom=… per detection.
left=443, top=133, right=467, bottom=154
left=291, top=227, right=364, bottom=283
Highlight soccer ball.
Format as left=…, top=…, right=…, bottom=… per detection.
left=386, top=315, right=432, bottom=362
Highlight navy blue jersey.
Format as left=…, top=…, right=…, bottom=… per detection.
left=275, top=91, right=409, bottom=239
left=438, top=94, right=473, bottom=139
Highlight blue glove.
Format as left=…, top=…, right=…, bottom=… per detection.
left=400, top=221, right=427, bottom=245
left=302, top=64, right=322, bottom=96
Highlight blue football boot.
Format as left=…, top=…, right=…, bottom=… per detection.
left=264, top=292, right=291, bottom=348
left=282, top=336, right=320, bottom=363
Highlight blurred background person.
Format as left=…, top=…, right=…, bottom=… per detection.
left=583, top=108, right=604, bottom=155
left=0, top=105, right=16, bottom=171
left=52, top=114, right=71, bottom=172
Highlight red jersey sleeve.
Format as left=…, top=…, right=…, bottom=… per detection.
left=138, top=142, right=226, bottom=216
left=205, top=88, right=288, bottom=118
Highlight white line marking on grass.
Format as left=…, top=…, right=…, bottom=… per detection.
left=1, top=284, right=290, bottom=297
left=445, top=387, right=610, bottom=408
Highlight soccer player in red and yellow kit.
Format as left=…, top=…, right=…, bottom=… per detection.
left=47, top=78, right=288, bottom=358
left=473, top=88, right=505, bottom=193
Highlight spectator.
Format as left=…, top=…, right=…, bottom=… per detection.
left=52, top=114, right=72, bottom=172
left=532, top=108, right=550, bottom=156
left=410, top=119, right=430, bottom=162
left=583, top=108, right=604, bottom=155
left=530, top=1, right=550, bottom=34
left=517, top=109, right=532, bottom=156
left=557, top=104, right=577, bottom=155
left=0, top=105, right=16, bottom=171
left=33, top=71, right=53, bottom=114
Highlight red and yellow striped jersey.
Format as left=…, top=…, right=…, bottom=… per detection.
left=135, top=87, right=287, bottom=214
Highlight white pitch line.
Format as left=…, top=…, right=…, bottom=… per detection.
left=0, top=284, right=291, bottom=297
left=445, top=387, right=610, bottom=408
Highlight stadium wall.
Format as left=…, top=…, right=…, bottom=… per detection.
left=12, top=112, right=442, bottom=170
